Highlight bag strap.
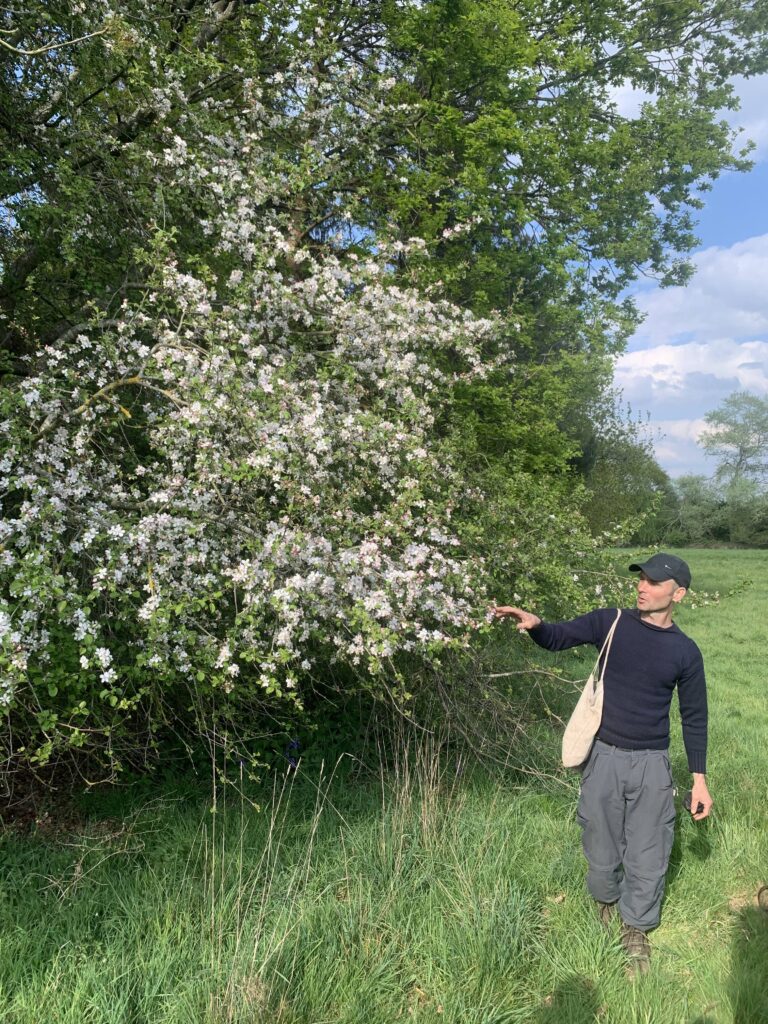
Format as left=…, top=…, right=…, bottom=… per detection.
left=593, top=608, right=621, bottom=689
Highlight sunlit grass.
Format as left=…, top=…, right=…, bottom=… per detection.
left=0, top=549, right=766, bottom=1023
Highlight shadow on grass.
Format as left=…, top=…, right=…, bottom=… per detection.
left=535, top=976, right=601, bottom=1024
left=664, top=810, right=713, bottom=902
left=729, top=903, right=768, bottom=1024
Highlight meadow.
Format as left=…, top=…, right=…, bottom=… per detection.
left=0, top=549, right=766, bottom=1024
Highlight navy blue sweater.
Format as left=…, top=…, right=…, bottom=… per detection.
left=529, top=607, right=707, bottom=774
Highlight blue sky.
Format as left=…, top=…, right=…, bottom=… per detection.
left=611, top=75, right=768, bottom=478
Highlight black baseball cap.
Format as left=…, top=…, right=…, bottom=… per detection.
left=629, top=553, right=691, bottom=589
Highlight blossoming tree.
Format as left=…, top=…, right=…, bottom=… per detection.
left=1, top=38, right=514, bottom=772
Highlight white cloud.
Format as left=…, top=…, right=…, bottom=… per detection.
left=631, top=234, right=768, bottom=346
left=653, top=418, right=709, bottom=442
left=618, top=234, right=768, bottom=474
left=606, top=77, right=768, bottom=476
left=616, top=339, right=768, bottom=396
left=653, top=442, right=711, bottom=477
left=650, top=419, right=716, bottom=477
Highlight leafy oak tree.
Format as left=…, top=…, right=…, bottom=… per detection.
left=369, top=0, right=768, bottom=475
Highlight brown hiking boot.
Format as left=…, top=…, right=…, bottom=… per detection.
left=596, top=900, right=617, bottom=928
left=620, top=922, right=651, bottom=977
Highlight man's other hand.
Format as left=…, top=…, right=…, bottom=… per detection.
left=691, top=774, right=713, bottom=821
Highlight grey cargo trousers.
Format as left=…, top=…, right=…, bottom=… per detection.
left=577, top=739, right=676, bottom=931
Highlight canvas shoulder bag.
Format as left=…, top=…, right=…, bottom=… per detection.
left=561, top=609, right=621, bottom=768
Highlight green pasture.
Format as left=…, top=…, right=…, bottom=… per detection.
left=0, top=549, right=766, bottom=1023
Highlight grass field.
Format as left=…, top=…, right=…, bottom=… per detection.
left=0, top=549, right=766, bottom=1023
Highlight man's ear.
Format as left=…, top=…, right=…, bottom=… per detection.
left=672, top=586, right=687, bottom=604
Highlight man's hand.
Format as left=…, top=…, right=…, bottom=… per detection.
left=491, top=606, right=542, bottom=632
left=691, top=773, right=713, bottom=821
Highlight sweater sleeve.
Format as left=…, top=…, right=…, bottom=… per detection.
left=677, top=644, right=708, bottom=774
left=527, top=609, right=611, bottom=652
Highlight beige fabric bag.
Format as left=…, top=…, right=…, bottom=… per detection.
left=561, top=609, right=621, bottom=768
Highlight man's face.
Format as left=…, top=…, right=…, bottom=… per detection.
left=635, top=571, right=686, bottom=613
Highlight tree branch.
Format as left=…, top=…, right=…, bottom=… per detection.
left=194, top=0, right=239, bottom=50
left=0, top=26, right=108, bottom=57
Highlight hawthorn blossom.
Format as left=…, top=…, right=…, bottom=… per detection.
left=0, top=53, right=516, bottom=767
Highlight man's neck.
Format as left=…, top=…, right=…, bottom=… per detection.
left=639, top=607, right=675, bottom=629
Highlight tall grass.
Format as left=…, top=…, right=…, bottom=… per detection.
left=0, top=549, right=766, bottom=1023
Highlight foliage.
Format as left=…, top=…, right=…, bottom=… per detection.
left=2, top=11, right=521, bottom=771
left=368, top=0, right=768, bottom=527
left=375, top=0, right=768, bottom=295
left=4, top=1, right=766, bottom=399
left=665, top=473, right=768, bottom=548
left=569, top=392, right=676, bottom=540
left=664, top=475, right=728, bottom=546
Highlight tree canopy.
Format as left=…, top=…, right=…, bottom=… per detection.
left=4, top=2, right=767, bottom=364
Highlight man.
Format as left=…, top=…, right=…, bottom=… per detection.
left=493, top=553, right=712, bottom=976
